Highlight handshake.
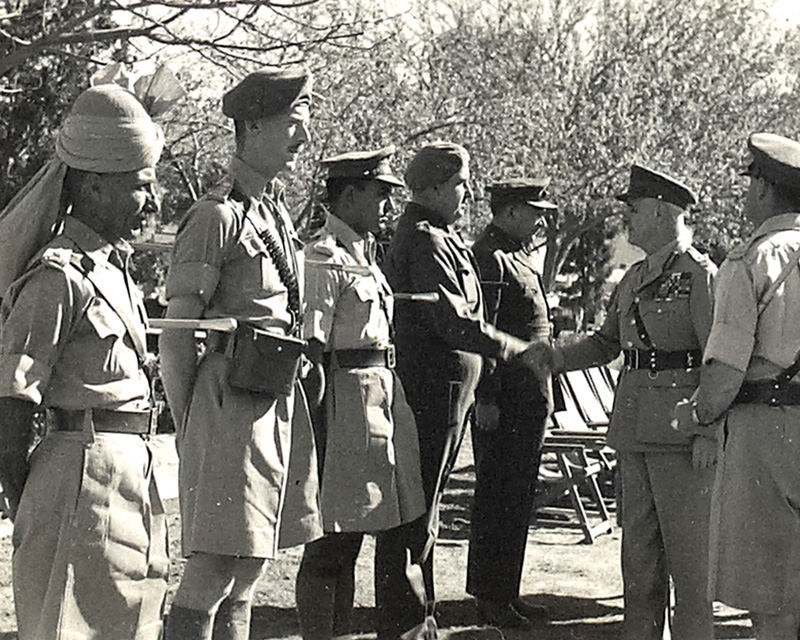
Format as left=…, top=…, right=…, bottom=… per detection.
left=518, top=341, right=560, bottom=381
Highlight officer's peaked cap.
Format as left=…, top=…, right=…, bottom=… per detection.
left=616, top=164, right=697, bottom=209
left=488, top=177, right=557, bottom=210
left=743, top=132, right=800, bottom=190
left=223, top=64, right=312, bottom=121
left=321, top=145, right=404, bottom=188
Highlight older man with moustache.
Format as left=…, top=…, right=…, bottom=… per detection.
left=0, top=83, right=167, bottom=640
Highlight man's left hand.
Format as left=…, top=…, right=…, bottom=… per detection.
left=671, top=398, right=697, bottom=435
left=692, top=434, right=718, bottom=470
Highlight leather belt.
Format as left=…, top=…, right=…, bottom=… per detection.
left=49, top=408, right=155, bottom=435
left=733, top=380, right=800, bottom=407
left=623, top=348, right=702, bottom=372
left=325, top=346, right=396, bottom=369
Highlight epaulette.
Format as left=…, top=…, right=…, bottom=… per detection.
left=39, top=246, right=74, bottom=269
left=726, top=238, right=753, bottom=261
left=305, top=233, right=338, bottom=259
left=414, top=219, right=449, bottom=240
left=205, top=174, right=236, bottom=204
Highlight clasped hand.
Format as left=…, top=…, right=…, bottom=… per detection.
left=520, top=341, right=555, bottom=381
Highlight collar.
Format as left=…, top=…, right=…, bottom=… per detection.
left=751, top=213, right=800, bottom=238
left=63, top=216, right=133, bottom=268
left=406, top=201, right=451, bottom=231
left=325, top=214, right=375, bottom=264
left=645, top=234, right=691, bottom=273
left=229, top=156, right=273, bottom=200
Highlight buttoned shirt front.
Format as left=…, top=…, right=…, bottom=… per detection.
left=304, top=215, right=392, bottom=351
left=0, top=216, right=150, bottom=411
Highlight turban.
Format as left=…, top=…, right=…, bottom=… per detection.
left=56, top=84, right=163, bottom=172
left=0, top=84, right=163, bottom=294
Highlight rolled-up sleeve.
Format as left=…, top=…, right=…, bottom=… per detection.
left=703, top=259, right=756, bottom=372
left=0, top=268, right=76, bottom=404
left=166, top=200, right=237, bottom=304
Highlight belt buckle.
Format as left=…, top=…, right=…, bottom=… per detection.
left=386, top=344, right=396, bottom=369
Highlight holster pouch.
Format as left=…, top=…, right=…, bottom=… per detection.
left=227, top=324, right=307, bottom=397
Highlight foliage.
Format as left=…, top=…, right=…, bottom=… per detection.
left=287, top=0, right=800, bottom=323
left=5, top=0, right=800, bottom=326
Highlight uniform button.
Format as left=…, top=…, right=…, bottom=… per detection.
left=626, top=341, right=633, bottom=347
left=657, top=308, right=663, bottom=314
left=634, top=297, right=640, bottom=303
left=630, top=319, right=637, bottom=326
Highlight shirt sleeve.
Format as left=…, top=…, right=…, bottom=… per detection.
left=703, top=259, right=756, bottom=372
left=560, top=285, right=623, bottom=371
left=0, top=267, right=78, bottom=404
left=165, top=199, right=238, bottom=304
left=408, top=230, right=521, bottom=361
left=302, top=248, right=343, bottom=346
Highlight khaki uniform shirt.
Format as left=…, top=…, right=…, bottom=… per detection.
left=165, top=157, right=320, bottom=557
left=0, top=216, right=150, bottom=410
left=561, top=240, right=716, bottom=451
left=303, top=215, right=425, bottom=532
left=704, top=214, right=800, bottom=378
left=166, top=156, right=304, bottom=331
left=0, top=217, right=167, bottom=640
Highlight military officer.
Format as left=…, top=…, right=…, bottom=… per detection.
left=467, top=179, right=555, bottom=627
left=0, top=84, right=168, bottom=639
left=545, top=165, right=717, bottom=640
left=672, top=133, right=800, bottom=640
left=296, top=146, right=427, bottom=639
left=159, top=66, right=322, bottom=640
left=382, top=142, right=546, bottom=638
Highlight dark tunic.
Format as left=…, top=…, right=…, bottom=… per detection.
left=379, top=203, right=522, bottom=635
left=467, top=223, right=552, bottom=605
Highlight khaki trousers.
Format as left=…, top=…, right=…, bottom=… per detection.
left=618, top=451, right=714, bottom=640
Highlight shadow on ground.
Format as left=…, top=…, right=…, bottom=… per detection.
left=250, top=594, right=755, bottom=640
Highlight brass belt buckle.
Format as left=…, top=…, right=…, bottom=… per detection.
left=386, top=344, right=396, bottom=369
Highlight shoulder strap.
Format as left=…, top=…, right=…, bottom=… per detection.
left=757, top=244, right=800, bottom=315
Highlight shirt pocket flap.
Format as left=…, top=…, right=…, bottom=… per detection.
left=351, top=277, right=376, bottom=303
left=240, top=232, right=267, bottom=258
left=85, top=298, right=127, bottom=339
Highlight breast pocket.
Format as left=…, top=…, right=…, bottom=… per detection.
left=85, top=298, right=127, bottom=340
left=239, top=232, right=279, bottom=291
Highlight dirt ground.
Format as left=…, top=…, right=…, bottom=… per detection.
left=0, top=430, right=754, bottom=640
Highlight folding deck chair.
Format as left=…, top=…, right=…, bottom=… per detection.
left=535, top=366, right=617, bottom=543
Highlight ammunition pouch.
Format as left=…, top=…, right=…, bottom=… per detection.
left=226, top=324, right=307, bottom=397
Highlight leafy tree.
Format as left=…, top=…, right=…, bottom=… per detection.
left=288, top=0, right=800, bottom=324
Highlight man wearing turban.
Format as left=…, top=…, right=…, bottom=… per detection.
left=0, top=83, right=168, bottom=639
left=159, top=65, right=322, bottom=640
